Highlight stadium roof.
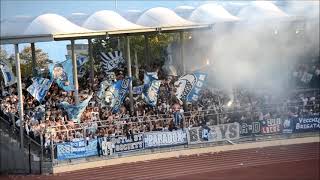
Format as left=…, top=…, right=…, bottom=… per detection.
left=0, top=2, right=310, bottom=45
left=237, top=1, right=289, bottom=21
left=189, top=3, right=239, bottom=23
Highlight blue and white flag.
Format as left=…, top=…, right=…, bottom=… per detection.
left=0, top=60, right=16, bottom=87
left=59, top=94, right=93, bottom=123
left=133, top=85, right=144, bottom=95
left=143, top=72, right=158, bottom=89
left=106, top=77, right=131, bottom=113
left=49, top=60, right=74, bottom=91
left=100, top=51, right=125, bottom=73
left=27, top=77, right=53, bottom=102
left=143, top=80, right=161, bottom=107
left=174, top=72, right=207, bottom=102
left=66, top=55, right=89, bottom=78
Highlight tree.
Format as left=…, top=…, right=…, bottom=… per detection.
left=0, top=48, right=9, bottom=61
left=17, top=46, right=50, bottom=77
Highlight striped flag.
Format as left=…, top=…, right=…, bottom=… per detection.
left=100, top=51, right=125, bottom=73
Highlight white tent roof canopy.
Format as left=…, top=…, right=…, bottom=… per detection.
left=1, top=2, right=315, bottom=45
left=189, top=3, right=239, bottom=23
left=82, top=10, right=144, bottom=31
left=24, top=14, right=91, bottom=36
left=136, top=7, right=193, bottom=27
left=237, top=1, right=289, bottom=21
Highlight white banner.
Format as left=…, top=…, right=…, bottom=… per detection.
left=188, top=123, right=240, bottom=144
left=144, top=130, right=187, bottom=148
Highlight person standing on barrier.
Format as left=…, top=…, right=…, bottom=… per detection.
left=173, top=103, right=184, bottom=130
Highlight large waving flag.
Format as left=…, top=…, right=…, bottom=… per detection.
left=174, top=72, right=207, bottom=102
left=59, top=94, right=93, bottom=123
left=104, top=77, right=131, bottom=113
left=100, top=51, right=125, bottom=73
left=143, top=80, right=161, bottom=107
left=143, top=72, right=158, bottom=89
left=65, top=55, right=89, bottom=78
left=27, top=77, right=53, bottom=102
left=0, top=60, right=16, bottom=87
left=49, top=59, right=74, bottom=91
left=141, top=72, right=160, bottom=106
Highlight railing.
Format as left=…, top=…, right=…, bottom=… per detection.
left=1, top=87, right=319, bottom=169
left=51, top=113, right=319, bottom=166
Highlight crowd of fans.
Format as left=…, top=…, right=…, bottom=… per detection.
left=0, top=56, right=319, bottom=148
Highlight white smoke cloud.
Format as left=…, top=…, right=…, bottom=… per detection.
left=179, top=1, right=319, bottom=97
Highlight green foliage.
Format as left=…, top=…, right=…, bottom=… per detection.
left=10, top=46, right=50, bottom=77
left=92, top=33, right=179, bottom=69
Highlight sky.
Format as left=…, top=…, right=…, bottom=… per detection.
left=0, top=0, right=211, bottom=62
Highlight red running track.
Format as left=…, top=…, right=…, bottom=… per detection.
left=2, top=142, right=320, bottom=180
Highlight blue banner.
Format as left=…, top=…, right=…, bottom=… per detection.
left=49, top=60, right=74, bottom=91
left=0, top=60, right=16, bottom=87
left=293, top=116, right=320, bottom=132
left=27, top=77, right=53, bottom=102
left=112, top=77, right=131, bottom=113
left=59, top=94, right=93, bottom=123
left=175, top=72, right=207, bottom=102
left=282, top=119, right=294, bottom=134
left=57, top=138, right=98, bottom=160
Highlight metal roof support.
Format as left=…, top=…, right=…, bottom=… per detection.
left=134, top=49, right=139, bottom=79
left=31, top=43, right=37, bottom=76
left=14, top=44, right=24, bottom=149
left=88, top=38, right=94, bottom=90
left=179, top=31, right=185, bottom=74
left=144, top=34, right=150, bottom=67
left=125, top=36, right=134, bottom=113
left=71, top=40, right=79, bottom=104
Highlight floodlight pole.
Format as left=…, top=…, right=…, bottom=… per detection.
left=71, top=40, right=79, bottom=104
left=125, top=36, right=134, bottom=113
left=31, top=43, right=37, bottom=76
left=14, top=44, right=24, bottom=149
left=88, top=39, right=94, bottom=89
left=144, top=34, right=150, bottom=67
left=179, top=31, right=185, bottom=74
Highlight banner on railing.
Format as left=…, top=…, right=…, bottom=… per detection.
left=100, top=134, right=144, bottom=154
left=57, top=138, right=98, bottom=160
left=293, top=116, right=320, bottom=132
left=282, top=119, right=294, bottom=134
left=144, top=130, right=187, bottom=148
left=240, top=121, right=261, bottom=136
left=101, top=140, right=114, bottom=156
left=261, top=118, right=282, bottom=134
left=188, top=123, right=240, bottom=144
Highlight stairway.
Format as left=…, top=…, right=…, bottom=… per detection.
left=0, top=118, right=52, bottom=174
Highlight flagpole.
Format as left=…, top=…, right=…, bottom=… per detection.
left=179, top=31, right=185, bottom=74
left=71, top=40, right=79, bottom=104
left=144, top=34, right=150, bottom=67
left=125, top=36, right=134, bottom=113
left=14, top=44, right=24, bottom=149
left=88, top=39, right=94, bottom=90
left=31, top=43, right=37, bottom=76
